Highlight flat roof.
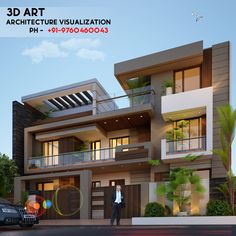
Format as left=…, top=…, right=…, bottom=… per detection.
left=22, top=78, right=109, bottom=102
left=114, top=41, right=204, bottom=89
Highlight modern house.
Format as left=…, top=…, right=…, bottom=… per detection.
left=13, top=41, right=230, bottom=219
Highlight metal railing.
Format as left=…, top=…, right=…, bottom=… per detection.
left=96, top=86, right=155, bottom=113
left=166, top=136, right=206, bottom=154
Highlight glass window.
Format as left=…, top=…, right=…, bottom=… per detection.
left=175, top=71, right=183, bottom=93
left=173, top=117, right=205, bottom=152
left=92, top=181, right=101, bottom=188
left=91, top=141, right=101, bottom=160
left=37, top=182, right=54, bottom=191
left=43, top=140, right=59, bottom=166
left=184, top=68, right=200, bottom=92
left=174, top=67, right=201, bottom=93
left=109, top=136, right=130, bottom=148
left=109, top=136, right=130, bottom=158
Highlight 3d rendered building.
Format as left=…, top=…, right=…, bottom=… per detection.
left=13, top=41, right=230, bottom=219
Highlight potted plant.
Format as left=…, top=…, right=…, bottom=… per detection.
left=162, top=80, right=173, bottom=95
left=157, top=167, right=205, bottom=216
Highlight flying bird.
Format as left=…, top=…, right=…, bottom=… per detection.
left=192, top=12, right=204, bottom=22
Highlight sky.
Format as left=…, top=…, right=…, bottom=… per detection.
left=0, top=0, right=235, bottom=171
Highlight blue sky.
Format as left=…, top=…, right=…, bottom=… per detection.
left=0, top=0, right=236, bottom=171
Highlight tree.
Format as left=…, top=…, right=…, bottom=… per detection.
left=0, top=153, right=18, bottom=197
left=214, top=104, right=236, bottom=214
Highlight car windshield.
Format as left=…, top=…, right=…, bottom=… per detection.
left=0, top=198, right=11, bottom=204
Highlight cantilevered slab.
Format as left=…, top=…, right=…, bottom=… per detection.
left=35, top=124, right=106, bottom=142
left=115, top=41, right=203, bottom=89
left=21, top=79, right=111, bottom=116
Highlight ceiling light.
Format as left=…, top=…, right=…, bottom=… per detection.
left=104, top=121, right=107, bottom=124
left=115, top=119, right=118, bottom=122
left=140, top=115, right=143, bottom=118
left=127, top=117, right=130, bottom=120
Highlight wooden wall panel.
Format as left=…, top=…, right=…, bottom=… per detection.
left=202, top=48, right=212, bottom=88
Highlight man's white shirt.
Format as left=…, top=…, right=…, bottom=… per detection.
left=115, top=191, right=121, bottom=204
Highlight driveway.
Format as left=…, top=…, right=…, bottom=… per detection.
left=0, top=225, right=234, bottom=236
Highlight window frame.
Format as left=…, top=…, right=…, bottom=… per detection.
left=172, top=116, right=206, bottom=151
left=37, top=181, right=54, bottom=191
left=109, top=136, right=130, bottom=148
left=174, top=65, right=202, bottom=93
left=92, top=181, right=101, bottom=188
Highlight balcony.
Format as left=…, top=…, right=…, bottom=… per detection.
left=28, top=142, right=152, bottom=170
left=161, top=87, right=213, bottom=121
left=161, top=137, right=211, bottom=163
left=96, top=86, right=155, bottom=114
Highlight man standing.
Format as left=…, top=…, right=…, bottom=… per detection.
left=110, top=185, right=125, bottom=226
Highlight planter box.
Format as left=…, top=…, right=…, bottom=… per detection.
left=132, top=216, right=236, bottom=225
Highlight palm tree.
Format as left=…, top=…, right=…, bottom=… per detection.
left=214, top=104, right=236, bottom=214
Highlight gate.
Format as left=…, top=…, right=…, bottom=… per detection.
left=40, top=188, right=80, bottom=219
left=91, top=184, right=141, bottom=219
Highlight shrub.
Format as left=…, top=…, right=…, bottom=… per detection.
left=144, top=202, right=165, bottom=217
left=206, top=200, right=232, bottom=216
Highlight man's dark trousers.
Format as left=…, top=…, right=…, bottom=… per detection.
left=110, top=202, right=122, bottom=225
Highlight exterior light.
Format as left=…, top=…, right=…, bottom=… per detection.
left=115, top=119, right=118, bottom=122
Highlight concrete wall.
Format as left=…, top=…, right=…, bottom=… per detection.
left=211, top=41, right=230, bottom=178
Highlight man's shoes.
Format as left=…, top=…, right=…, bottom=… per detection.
left=116, top=222, right=120, bottom=226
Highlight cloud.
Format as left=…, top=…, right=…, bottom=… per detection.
left=22, top=38, right=105, bottom=63
left=76, top=48, right=105, bottom=61
left=22, top=41, right=68, bottom=64
left=60, top=38, right=101, bottom=50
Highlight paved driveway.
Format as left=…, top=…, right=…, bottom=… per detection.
left=0, top=225, right=234, bottom=236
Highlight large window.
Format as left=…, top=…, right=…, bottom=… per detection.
left=109, top=179, right=125, bottom=187
left=174, top=67, right=201, bottom=93
left=109, top=136, right=129, bottom=158
left=42, top=140, right=59, bottom=166
left=92, top=181, right=101, bottom=188
left=91, top=141, right=101, bottom=160
left=171, top=117, right=206, bottom=152
left=37, top=182, right=54, bottom=191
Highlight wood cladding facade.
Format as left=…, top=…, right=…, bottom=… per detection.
left=115, top=148, right=149, bottom=161
left=202, top=48, right=212, bottom=88
left=59, top=136, right=81, bottom=154
left=211, top=42, right=230, bottom=178
left=91, top=185, right=141, bottom=219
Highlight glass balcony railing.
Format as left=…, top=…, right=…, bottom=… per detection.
left=28, top=148, right=116, bottom=169
left=96, top=86, right=155, bottom=114
left=166, top=136, right=206, bottom=154
left=27, top=142, right=152, bottom=170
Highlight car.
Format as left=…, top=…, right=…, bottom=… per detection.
left=0, top=198, right=39, bottom=227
